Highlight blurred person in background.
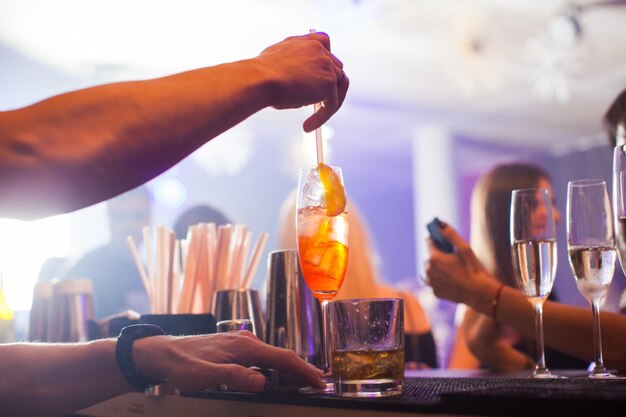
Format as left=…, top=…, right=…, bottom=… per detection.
left=447, top=163, right=588, bottom=371
left=173, top=203, right=233, bottom=240
left=604, top=87, right=626, bottom=147
left=61, top=186, right=152, bottom=318
left=0, top=31, right=346, bottom=416
left=426, top=222, right=626, bottom=372
left=277, top=190, right=437, bottom=368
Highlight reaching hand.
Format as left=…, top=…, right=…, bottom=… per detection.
left=425, top=222, right=497, bottom=305
left=258, top=32, right=349, bottom=132
left=134, top=331, right=325, bottom=392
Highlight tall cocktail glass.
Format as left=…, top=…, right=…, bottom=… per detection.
left=297, top=165, right=349, bottom=393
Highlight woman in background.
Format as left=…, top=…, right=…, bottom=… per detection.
left=448, top=163, right=588, bottom=371
left=277, top=190, right=437, bottom=368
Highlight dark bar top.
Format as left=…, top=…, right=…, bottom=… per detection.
left=183, top=370, right=626, bottom=417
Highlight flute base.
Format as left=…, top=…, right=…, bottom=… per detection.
left=589, top=364, right=626, bottom=379
left=531, top=367, right=565, bottom=379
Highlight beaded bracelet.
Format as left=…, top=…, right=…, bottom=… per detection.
left=491, top=284, right=505, bottom=320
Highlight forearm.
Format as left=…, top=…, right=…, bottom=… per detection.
left=463, top=308, right=532, bottom=372
left=0, top=58, right=271, bottom=219
left=475, top=286, right=626, bottom=371
left=0, top=340, right=131, bottom=417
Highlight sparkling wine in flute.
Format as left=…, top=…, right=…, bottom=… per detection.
left=568, top=245, right=616, bottom=301
left=512, top=239, right=557, bottom=303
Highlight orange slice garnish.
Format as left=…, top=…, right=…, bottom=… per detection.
left=318, top=162, right=346, bottom=217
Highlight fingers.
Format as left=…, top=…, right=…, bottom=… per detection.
left=176, top=360, right=267, bottom=392
left=265, top=31, right=349, bottom=131
left=166, top=333, right=325, bottom=392
left=241, top=341, right=325, bottom=389
left=458, top=247, right=483, bottom=273
left=303, top=72, right=349, bottom=132
left=208, top=363, right=267, bottom=392
left=210, top=332, right=325, bottom=389
left=438, top=222, right=471, bottom=250
left=309, top=32, right=332, bottom=53
left=301, top=35, right=347, bottom=132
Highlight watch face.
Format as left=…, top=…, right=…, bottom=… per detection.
left=121, top=324, right=165, bottom=338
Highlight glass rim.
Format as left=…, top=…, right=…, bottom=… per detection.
left=511, top=187, right=550, bottom=195
left=299, top=164, right=342, bottom=172
left=567, top=179, right=606, bottom=187
left=329, top=297, right=403, bottom=305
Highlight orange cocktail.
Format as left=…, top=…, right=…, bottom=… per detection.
left=296, top=164, right=348, bottom=389
left=297, top=206, right=349, bottom=300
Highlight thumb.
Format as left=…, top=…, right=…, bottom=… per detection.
left=438, top=222, right=470, bottom=250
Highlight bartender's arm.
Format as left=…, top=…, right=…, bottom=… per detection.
left=426, top=223, right=626, bottom=372
left=0, top=331, right=324, bottom=417
left=0, top=32, right=348, bottom=220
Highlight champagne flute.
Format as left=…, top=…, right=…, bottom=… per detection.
left=510, top=188, right=559, bottom=378
left=612, top=145, right=626, bottom=277
left=567, top=179, right=620, bottom=379
left=296, top=165, right=349, bottom=393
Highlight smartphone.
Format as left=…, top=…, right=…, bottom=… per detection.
left=426, top=218, right=454, bottom=253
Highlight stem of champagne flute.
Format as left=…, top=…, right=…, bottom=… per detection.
left=591, top=299, right=607, bottom=373
left=321, top=299, right=331, bottom=374
left=533, top=302, right=549, bottom=374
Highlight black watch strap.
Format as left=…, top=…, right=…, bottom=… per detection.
left=115, top=324, right=166, bottom=390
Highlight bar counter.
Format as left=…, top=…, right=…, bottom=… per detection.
left=71, top=369, right=626, bottom=417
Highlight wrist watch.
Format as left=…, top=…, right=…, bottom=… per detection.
left=115, top=324, right=166, bottom=390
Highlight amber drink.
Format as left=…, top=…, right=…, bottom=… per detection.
left=297, top=206, right=348, bottom=300
left=330, top=298, right=404, bottom=398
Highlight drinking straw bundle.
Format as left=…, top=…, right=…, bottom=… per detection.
left=127, top=224, right=268, bottom=314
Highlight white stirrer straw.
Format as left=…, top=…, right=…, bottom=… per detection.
left=228, top=224, right=246, bottom=288
left=194, top=223, right=209, bottom=312
left=206, top=223, right=218, bottom=313
left=142, top=226, right=154, bottom=289
left=215, top=225, right=232, bottom=292
left=126, top=236, right=154, bottom=311
left=155, top=227, right=165, bottom=314
left=172, top=239, right=182, bottom=313
left=179, top=225, right=201, bottom=313
left=242, top=232, right=269, bottom=289
left=310, top=28, right=324, bottom=165
left=237, top=230, right=252, bottom=288
left=166, top=229, right=176, bottom=314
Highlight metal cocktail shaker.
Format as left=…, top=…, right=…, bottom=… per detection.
left=48, top=279, right=95, bottom=342
left=29, top=281, right=54, bottom=342
left=212, top=289, right=264, bottom=340
left=265, top=249, right=322, bottom=367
